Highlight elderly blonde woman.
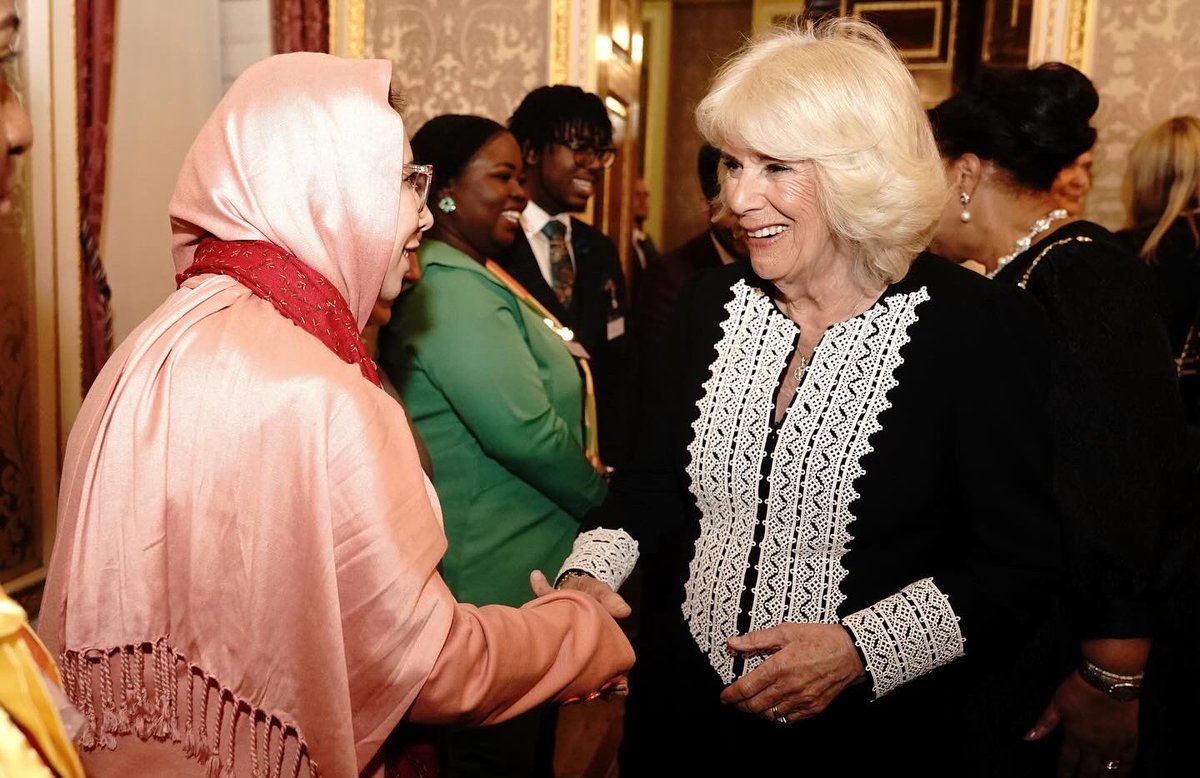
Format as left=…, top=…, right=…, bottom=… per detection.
left=555, top=18, right=1062, bottom=774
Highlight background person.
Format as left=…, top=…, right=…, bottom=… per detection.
left=1052, top=148, right=1095, bottom=217
left=38, top=55, right=633, bottom=777
left=556, top=19, right=1061, bottom=775
left=633, top=143, right=748, bottom=363
left=1118, top=115, right=1200, bottom=434
left=378, top=113, right=614, bottom=778
left=629, top=176, right=658, bottom=302
left=929, top=62, right=1193, bottom=778
left=502, top=85, right=637, bottom=470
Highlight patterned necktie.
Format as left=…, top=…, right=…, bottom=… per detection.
left=541, top=218, right=574, bottom=310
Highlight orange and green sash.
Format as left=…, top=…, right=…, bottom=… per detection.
left=485, top=259, right=602, bottom=469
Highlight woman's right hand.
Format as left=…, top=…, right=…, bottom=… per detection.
left=529, top=570, right=632, bottom=705
left=529, top=569, right=631, bottom=619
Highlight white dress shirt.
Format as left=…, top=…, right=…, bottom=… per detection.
left=520, top=200, right=574, bottom=287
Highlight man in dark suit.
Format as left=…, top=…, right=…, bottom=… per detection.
left=629, top=176, right=659, bottom=304
left=504, top=85, right=636, bottom=470
left=634, top=143, right=748, bottom=362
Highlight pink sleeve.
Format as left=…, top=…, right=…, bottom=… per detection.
left=406, top=589, right=634, bottom=726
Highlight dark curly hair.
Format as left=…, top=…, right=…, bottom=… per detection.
left=507, top=85, right=613, bottom=154
left=410, top=114, right=508, bottom=198
left=928, top=62, right=1098, bottom=192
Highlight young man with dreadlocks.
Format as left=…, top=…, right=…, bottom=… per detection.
left=502, top=85, right=637, bottom=472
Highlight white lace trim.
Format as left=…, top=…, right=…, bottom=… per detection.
left=682, top=279, right=930, bottom=683
left=842, top=577, right=965, bottom=698
left=557, top=528, right=640, bottom=591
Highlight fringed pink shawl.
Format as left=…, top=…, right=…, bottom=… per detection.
left=39, top=53, right=633, bottom=778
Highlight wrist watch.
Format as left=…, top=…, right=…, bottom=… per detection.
left=1078, top=659, right=1144, bottom=702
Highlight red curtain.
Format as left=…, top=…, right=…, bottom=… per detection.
left=272, top=0, right=330, bottom=54
left=76, top=0, right=116, bottom=395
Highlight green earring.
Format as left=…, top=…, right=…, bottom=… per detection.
left=438, top=196, right=456, bottom=214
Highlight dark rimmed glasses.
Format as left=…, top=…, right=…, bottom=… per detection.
left=559, top=140, right=617, bottom=169
left=402, top=163, right=433, bottom=211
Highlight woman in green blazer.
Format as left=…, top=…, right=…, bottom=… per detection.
left=378, top=115, right=607, bottom=612
left=378, top=115, right=610, bottom=777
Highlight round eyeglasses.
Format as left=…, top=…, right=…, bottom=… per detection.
left=561, top=141, right=617, bottom=169
left=402, top=163, right=433, bottom=211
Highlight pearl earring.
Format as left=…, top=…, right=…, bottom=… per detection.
left=959, top=191, right=972, bottom=223
left=438, top=196, right=456, bottom=214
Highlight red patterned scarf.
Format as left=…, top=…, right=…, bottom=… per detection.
left=177, top=238, right=382, bottom=387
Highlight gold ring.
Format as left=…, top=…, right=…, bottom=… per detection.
left=1103, top=761, right=1121, bottom=772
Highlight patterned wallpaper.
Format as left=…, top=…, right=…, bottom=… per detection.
left=0, top=123, right=38, bottom=580
left=1086, top=1, right=1200, bottom=230
left=364, top=0, right=549, bottom=131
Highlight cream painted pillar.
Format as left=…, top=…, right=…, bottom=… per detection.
left=101, top=0, right=224, bottom=347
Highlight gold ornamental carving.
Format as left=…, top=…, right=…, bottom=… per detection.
left=551, top=0, right=571, bottom=84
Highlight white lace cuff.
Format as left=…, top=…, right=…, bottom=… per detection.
left=556, top=528, right=640, bottom=591
left=842, top=577, right=965, bottom=698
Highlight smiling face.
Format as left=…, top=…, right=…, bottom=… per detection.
left=721, top=140, right=835, bottom=285
left=1051, top=149, right=1093, bottom=217
left=0, top=0, right=31, bottom=218
left=440, top=131, right=527, bottom=262
left=380, top=137, right=434, bottom=302
left=523, top=133, right=605, bottom=215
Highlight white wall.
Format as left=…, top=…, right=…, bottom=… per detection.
left=220, top=0, right=272, bottom=93
left=102, top=0, right=270, bottom=346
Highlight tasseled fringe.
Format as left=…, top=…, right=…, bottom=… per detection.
left=59, top=637, right=319, bottom=777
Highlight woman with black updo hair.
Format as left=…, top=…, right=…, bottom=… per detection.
left=929, top=64, right=1193, bottom=778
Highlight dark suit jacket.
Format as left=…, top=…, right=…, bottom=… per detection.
left=501, top=218, right=637, bottom=468
left=629, top=234, right=659, bottom=307
left=634, top=230, right=724, bottom=363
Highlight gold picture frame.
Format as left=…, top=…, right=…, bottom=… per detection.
left=751, top=1, right=808, bottom=36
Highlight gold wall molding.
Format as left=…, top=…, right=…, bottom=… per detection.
left=550, top=0, right=571, bottom=83
left=1029, top=0, right=1095, bottom=72
left=641, top=0, right=670, bottom=244
left=330, top=0, right=367, bottom=57
left=852, top=2, right=943, bottom=60
left=751, top=1, right=806, bottom=35
left=548, top=0, right=598, bottom=89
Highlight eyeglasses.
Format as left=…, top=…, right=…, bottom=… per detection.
left=559, top=141, right=617, bottom=169
left=402, top=163, right=433, bottom=211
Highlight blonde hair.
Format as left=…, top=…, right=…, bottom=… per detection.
left=1123, top=115, right=1200, bottom=262
left=695, top=17, right=945, bottom=286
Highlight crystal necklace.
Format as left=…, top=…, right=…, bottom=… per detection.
left=987, top=208, right=1069, bottom=279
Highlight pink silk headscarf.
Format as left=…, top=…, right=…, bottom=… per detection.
left=169, top=52, right=404, bottom=330
left=39, top=53, right=633, bottom=778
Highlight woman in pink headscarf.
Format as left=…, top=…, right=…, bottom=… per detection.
left=37, top=53, right=633, bottom=777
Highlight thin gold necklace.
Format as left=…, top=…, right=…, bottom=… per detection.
left=783, top=287, right=878, bottom=384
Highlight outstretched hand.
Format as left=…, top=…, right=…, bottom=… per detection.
left=529, top=570, right=631, bottom=704
left=720, top=623, right=864, bottom=723
left=529, top=570, right=632, bottom=619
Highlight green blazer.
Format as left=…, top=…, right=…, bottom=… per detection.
left=379, top=240, right=607, bottom=607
